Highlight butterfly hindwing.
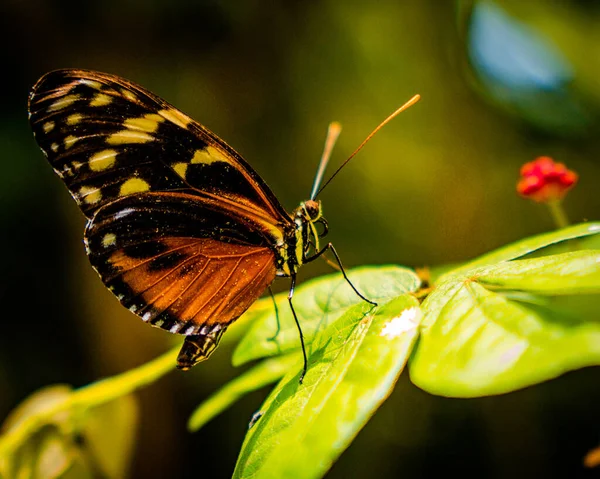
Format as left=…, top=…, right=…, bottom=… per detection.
left=85, top=192, right=278, bottom=335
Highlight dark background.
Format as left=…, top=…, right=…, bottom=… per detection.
left=2, top=0, right=600, bottom=477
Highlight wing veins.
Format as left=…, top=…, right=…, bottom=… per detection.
left=104, top=238, right=205, bottom=282
left=127, top=252, right=208, bottom=310
left=209, top=254, right=273, bottom=320
left=140, top=260, right=211, bottom=319
left=186, top=256, right=244, bottom=322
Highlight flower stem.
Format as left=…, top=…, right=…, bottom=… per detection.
left=547, top=200, right=570, bottom=229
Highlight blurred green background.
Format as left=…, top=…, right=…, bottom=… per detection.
left=2, top=0, right=600, bottom=477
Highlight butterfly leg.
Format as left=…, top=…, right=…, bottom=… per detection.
left=320, top=253, right=341, bottom=271
left=267, top=286, right=281, bottom=342
left=288, top=274, right=308, bottom=384
left=307, top=243, right=377, bottom=306
left=176, top=327, right=226, bottom=371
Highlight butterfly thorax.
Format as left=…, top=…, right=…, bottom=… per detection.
left=275, top=199, right=326, bottom=277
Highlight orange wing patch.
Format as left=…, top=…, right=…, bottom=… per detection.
left=108, top=237, right=277, bottom=334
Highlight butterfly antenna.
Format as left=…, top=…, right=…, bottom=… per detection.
left=310, top=121, right=342, bottom=200
left=313, top=94, right=420, bottom=199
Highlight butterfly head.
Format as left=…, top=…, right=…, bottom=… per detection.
left=295, top=199, right=328, bottom=260
left=300, top=199, right=322, bottom=222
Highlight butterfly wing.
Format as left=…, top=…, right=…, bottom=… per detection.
left=28, top=69, right=290, bottom=340
left=85, top=191, right=278, bottom=336
left=28, top=68, right=289, bottom=225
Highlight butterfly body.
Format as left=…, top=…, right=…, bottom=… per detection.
left=28, top=69, right=329, bottom=370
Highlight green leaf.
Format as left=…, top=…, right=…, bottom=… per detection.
left=188, top=353, right=301, bottom=432
left=475, top=250, right=600, bottom=295
left=410, top=251, right=600, bottom=397
left=233, top=265, right=420, bottom=366
left=0, top=346, right=178, bottom=462
left=0, top=386, right=76, bottom=479
left=219, top=297, right=277, bottom=347
left=445, top=222, right=600, bottom=278
left=0, top=386, right=74, bottom=436
left=427, top=262, right=461, bottom=285
left=0, top=386, right=138, bottom=479
left=524, top=230, right=600, bottom=259
left=500, top=293, right=600, bottom=327
left=34, top=427, right=93, bottom=479
left=80, top=394, right=139, bottom=478
left=233, top=294, right=421, bottom=479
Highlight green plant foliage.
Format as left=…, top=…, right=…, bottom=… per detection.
left=0, top=385, right=138, bottom=478
left=188, top=353, right=302, bottom=432
left=4, top=223, right=599, bottom=479
left=233, top=265, right=420, bottom=365
left=80, top=394, right=138, bottom=478
left=476, top=250, right=600, bottom=294
left=233, top=295, right=421, bottom=479
left=0, top=386, right=77, bottom=479
left=0, top=346, right=178, bottom=476
left=447, top=222, right=600, bottom=276
left=410, top=224, right=600, bottom=397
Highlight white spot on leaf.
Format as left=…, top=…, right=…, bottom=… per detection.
left=380, top=307, right=421, bottom=338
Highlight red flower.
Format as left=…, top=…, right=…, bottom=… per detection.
left=517, top=156, right=578, bottom=203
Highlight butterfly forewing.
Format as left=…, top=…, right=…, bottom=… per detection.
left=28, top=69, right=289, bottom=223
left=28, top=69, right=292, bottom=350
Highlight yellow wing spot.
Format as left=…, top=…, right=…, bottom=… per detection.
left=64, top=135, right=78, bottom=149
left=43, top=121, right=55, bottom=133
left=79, top=186, right=102, bottom=204
left=159, top=108, right=191, bottom=129
left=102, top=233, right=117, bottom=248
left=120, top=177, right=150, bottom=196
left=172, top=162, right=188, bottom=178
left=48, top=94, right=80, bottom=112
left=124, top=113, right=164, bottom=133
left=50, top=143, right=59, bottom=152
left=80, top=79, right=103, bottom=90
left=107, top=130, right=154, bottom=145
left=61, top=164, right=72, bottom=176
left=65, top=161, right=83, bottom=176
left=120, top=88, right=138, bottom=102
left=89, top=149, right=118, bottom=172
left=90, top=93, right=112, bottom=107
left=191, top=149, right=211, bottom=164
left=66, top=113, right=84, bottom=125
left=191, top=146, right=231, bottom=165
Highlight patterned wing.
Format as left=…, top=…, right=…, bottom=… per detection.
left=28, top=68, right=290, bottom=228
left=85, top=192, right=278, bottom=335
left=28, top=69, right=288, bottom=340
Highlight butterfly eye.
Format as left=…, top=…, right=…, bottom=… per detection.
left=304, top=199, right=321, bottom=221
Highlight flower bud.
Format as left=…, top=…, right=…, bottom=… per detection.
left=517, top=156, right=577, bottom=203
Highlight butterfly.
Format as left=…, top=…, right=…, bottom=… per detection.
left=28, top=69, right=418, bottom=382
